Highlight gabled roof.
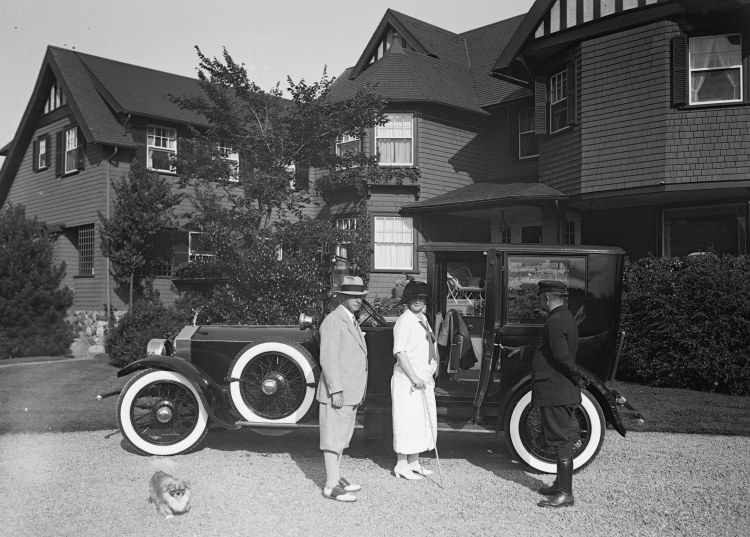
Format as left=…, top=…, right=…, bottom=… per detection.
left=402, top=182, right=567, bottom=214
left=0, top=45, right=210, bottom=206
left=330, top=11, right=529, bottom=115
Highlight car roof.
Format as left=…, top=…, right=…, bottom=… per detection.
left=418, top=242, right=626, bottom=255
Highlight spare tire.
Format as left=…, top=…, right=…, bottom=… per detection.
left=228, top=337, right=317, bottom=423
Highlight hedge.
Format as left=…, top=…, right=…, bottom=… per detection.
left=619, top=254, right=750, bottom=396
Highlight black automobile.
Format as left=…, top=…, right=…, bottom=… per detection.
left=107, top=242, right=633, bottom=474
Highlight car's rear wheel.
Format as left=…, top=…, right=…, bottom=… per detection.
left=229, top=338, right=317, bottom=425
left=117, top=369, right=209, bottom=456
left=503, top=385, right=605, bottom=473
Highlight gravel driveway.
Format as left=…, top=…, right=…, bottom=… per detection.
left=1, top=424, right=748, bottom=537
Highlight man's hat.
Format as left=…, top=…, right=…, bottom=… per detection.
left=537, top=280, right=567, bottom=295
left=399, top=280, right=429, bottom=305
left=338, top=275, right=368, bottom=296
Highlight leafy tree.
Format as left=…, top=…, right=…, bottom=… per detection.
left=0, top=204, right=74, bottom=359
left=99, top=161, right=184, bottom=306
left=168, top=47, right=386, bottom=323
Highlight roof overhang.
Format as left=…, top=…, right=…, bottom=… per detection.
left=401, top=182, right=568, bottom=215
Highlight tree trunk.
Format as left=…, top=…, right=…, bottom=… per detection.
left=129, top=273, right=134, bottom=309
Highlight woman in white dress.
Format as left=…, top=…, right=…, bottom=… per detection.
left=391, top=280, right=438, bottom=480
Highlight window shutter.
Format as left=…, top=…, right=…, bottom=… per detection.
left=77, top=127, right=86, bottom=170
left=671, top=35, right=688, bottom=107
left=566, top=61, right=577, bottom=126
left=55, top=131, right=63, bottom=176
left=32, top=140, right=39, bottom=172
left=534, top=78, right=547, bottom=134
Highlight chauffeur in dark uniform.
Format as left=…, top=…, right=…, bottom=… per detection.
left=532, top=280, right=587, bottom=508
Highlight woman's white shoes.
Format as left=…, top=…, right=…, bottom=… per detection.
left=409, top=462, right=433, bottom=476
left=394, top=463, right=422, bottom=480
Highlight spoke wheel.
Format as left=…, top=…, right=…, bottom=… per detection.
left=118, top=369, right=209, bottom=456
left=229, top=338, right=317, bottom=424
left=504, top=385, right=604, bottom=473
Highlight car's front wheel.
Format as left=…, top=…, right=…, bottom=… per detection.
left=117, top=369, right=209, bottom=456
left=503, top=385, right=605, bottom=473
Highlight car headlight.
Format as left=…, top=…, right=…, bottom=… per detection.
left=146, top=338, right=168, bottom=356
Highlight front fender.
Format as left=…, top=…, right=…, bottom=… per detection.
left=118, top=356, right=238, bottom=429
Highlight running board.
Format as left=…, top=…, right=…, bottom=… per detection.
left=235, top=417, right=494, bottom=434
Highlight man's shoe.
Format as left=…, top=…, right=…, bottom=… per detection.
left=322, top=485, right=357, bottom=502
left=538, top=480, right=560, bottom=495
left=338, top=478, right=362, bottom=492
left=538, top=492, right=575, bottom=508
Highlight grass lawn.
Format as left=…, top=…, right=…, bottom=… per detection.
left=1, top=357, right=748, bottom=436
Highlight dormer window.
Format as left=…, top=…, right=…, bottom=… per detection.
left=367, top=26, right=414, bottom=65
left=43, top=79, right=66, bottom=114
left=147, top=126, right=177, bottom=173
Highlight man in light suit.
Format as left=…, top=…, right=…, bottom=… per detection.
left=317, top=275, right=369, bottom=502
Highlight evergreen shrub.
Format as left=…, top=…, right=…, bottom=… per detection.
left=0, top=204, right=74, bottom=359
left=619, top=254, right=750, bottom=396
left=105, top=299, right=186, bottom=367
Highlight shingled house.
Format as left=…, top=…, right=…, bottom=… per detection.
left=2, top=0, right=749, bottom=317
left=0, top=46, right=212, bottom=313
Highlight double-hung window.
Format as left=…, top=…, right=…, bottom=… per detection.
left=373, top=216, right=414, bottom=270
left=188, top=231, right=213, bottom=262
left=336, top=134, right=361, bottom=157
left=689, top=34, right=743, bottom=104
left=549, top=71, right=567, bottom=134
left=33, top=135, right=50, bottom=171
left=375, top=113, right=413, bottom=166
left=518, top=108, right=538, bottom=159
left=64, top=126, right=79, bottom=174
left=335, top=217, right=357, bottom=260
left=77, top=225, right=95, bottom=276
left=147, top=126, right=177, bottom=172
left=218, top=139, right=239, bottom=182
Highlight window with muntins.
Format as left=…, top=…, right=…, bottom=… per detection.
left=375, top=113, right=413, bottom=166
left=218, top=139, right=239, bottom=181
left=147, top=126, right=177, bottom=172
left=689, top=34, right=743, bottom=104
left=549, top=71, right=567, bottom=133
left=374, top=216, right=414, bottom=270
left=38, top=137, right=48, bottom=169
left=64, top=126, right=79, bottom=174
left=518, top=108, right=538, bottom=159
left=188, top=231, right=213, bottom=262
left=662, top=204, right=747, bottom=256
left=336, top=134, right=361, bottom=157
left=77, top=225, right=95, bottom=276
left=335, top=217, right=357, bottom=260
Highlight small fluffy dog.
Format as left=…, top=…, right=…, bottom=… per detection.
left=147, top=459, right=192, bottom=518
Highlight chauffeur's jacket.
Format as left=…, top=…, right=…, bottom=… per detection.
left=315, top=305, right=368, bottom=406
left=532, top=304, right=582, bottom=407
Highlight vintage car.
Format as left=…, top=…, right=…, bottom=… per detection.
left=105, top=242, right=635, bottom=473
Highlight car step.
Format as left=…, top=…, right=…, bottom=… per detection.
left=236, top=417, right=494, bottom=434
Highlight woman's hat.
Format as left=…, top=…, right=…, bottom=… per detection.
left=399, top=280, right=429, bottom=305
left=338, top=275, right=368, bottom=296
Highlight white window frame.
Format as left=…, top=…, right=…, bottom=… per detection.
left=373, top=216, right=414, bottom=271
left=518, top=108, right=538, bottom=159
left=218, top=139, right=239, bottom=182
left=549, top=70, right=568, bottom=134
left=64, top=126, right=79, bottom=174
left=37, top=136, right=48, bottom=170
left=147, top=125, right=177, bottom=173
left=77, top=224, right=95, bottom=276
left=374, top=113, right=414, bottom=166
left=688, top=34, right=743, bottom=105
left=188, top=231, right=213, bottom=262
left=336, top=134, right=361, bottom=157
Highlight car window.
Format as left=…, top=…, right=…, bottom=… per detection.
left=506, top=255, right=586, bottom=324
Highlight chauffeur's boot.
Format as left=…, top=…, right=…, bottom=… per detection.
left=538, top=479, right=560, bottom=496
left=537, top=457, right=574, bottom=508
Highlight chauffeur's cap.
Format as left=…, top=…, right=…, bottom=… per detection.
left=537, top=280, right=567, bottom=295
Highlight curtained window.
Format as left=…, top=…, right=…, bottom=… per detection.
left=375, top=113, right=413, bottom=166
left=689, top=34, right=743, bottom=104
left=373, top=216, right=414, bottom=270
